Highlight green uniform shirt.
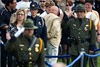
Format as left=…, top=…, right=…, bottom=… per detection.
left=65, top=17, right=96, bottom=55
left=5, top=35, right=45, bottom=67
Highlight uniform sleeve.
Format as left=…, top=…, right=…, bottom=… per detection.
left=89, top=21, right=96, bottom=51
left=42, top=19, right=47, bottom=48
left=37, top=40, right=45, bottom=67
left=5, top=37, right=16, bottom=52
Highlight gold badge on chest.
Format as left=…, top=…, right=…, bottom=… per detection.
left=35, top=44, right=39, bottom=52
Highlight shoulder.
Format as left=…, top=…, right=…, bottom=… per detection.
left=35, top=37, right=44, bottom=45
left=92, top=10, right=98, bottom=13
left=92, top=10, right=99, bottom=16
left=0, top=7, right=6, bottom=15
left=85, top=18, right=90, bottom=22
left=37, top=16, right=45, bottom=22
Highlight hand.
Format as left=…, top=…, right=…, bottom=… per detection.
left=98, top=35, right=100, bottom=42
left=68, top=11, right=74, bottom=18
left=3, top=25, right=8, bottom=30
left=6, top=33, right=11, bottom=40
left=89, top=50, right=94, bottom=54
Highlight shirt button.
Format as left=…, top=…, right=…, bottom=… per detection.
left=29, top=57, right=32, bottom=60
left=78, top=37, right=80, bottom=38
left=20, top=48, right=23, bottom=51
left=28, top=48, right=32, bottom=51
left=29, top=52, right=32, bottom=55
left=78, top=32, right=80, bottom=34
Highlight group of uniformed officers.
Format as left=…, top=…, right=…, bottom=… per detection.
left=0, top=0, right=100, bottom=67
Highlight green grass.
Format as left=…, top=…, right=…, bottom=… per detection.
left=98, top=54, right=100, bottom=67
left=58, top=51, right=100, bottom=67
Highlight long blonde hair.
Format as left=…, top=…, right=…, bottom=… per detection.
left=10, top=8, right=27, bottom=25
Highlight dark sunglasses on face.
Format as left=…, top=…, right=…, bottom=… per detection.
left=66, top=5, right=71, bottom=6
left=40, top=1, right=46, bottom=3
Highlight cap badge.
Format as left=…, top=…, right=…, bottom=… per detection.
left=32, top=4, right=35, bottom=7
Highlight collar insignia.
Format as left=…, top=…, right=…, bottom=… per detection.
left=19, top=44, right=24, bottom=47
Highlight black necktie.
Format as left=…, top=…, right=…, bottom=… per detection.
left=27, top=38, right=31, bottom=45
left=79, top=19, right=82, bottom=26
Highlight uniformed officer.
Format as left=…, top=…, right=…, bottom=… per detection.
left=64, top=4, right=96, bottom=67
left=27, top=2, right=47, bottom=48
left=5, top=19, right=45, bottom=67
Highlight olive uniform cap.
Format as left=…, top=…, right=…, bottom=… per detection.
left=76, top=4, right=85, bottom=12
left=23, top=19, right=38, bottom=29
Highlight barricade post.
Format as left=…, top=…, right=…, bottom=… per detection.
left=0, top=44, right=1, bottom=67
left=80, top=48, right=85, bottom=67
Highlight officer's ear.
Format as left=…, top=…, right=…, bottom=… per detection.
left=37, top=9, right=39, bottom=11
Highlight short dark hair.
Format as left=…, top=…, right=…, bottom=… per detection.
left=85, top=0, right=95, bottom=5
left=5, top=0, right=14, bottom=6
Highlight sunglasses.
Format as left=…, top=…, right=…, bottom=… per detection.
left=66, top=5, right=71, bottom=6
left=40, top=1, right=46, bottom=3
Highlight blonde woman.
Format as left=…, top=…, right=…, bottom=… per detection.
left=6, top=8, right=27, bottom=67
left=6, top=8, right=27, bottom=40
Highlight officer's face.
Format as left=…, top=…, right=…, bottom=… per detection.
left=30, top=9, right=38, bottom=18
left=85, top=3, right=93, bottom=12
left=24, top=29, right=34, bottom=37
left=76, top=11, right=85, bottom=19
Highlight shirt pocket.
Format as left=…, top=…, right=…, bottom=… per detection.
left=70, top=25, right=78, bottom=34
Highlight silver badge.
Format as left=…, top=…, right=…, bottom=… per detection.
left=73, top=24, right=76, bottom=26
left=86, top=25, right=89, bottom=27
left=38, top=22, right=41, bottom=25
left=84, top=27, right=88, bottom=31
left=32, top=5, right=35, bottom=7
